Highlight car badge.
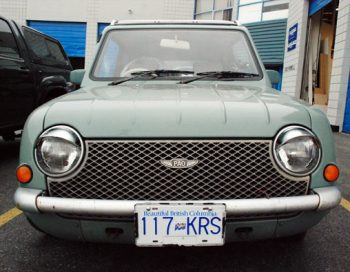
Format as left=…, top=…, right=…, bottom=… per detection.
left=160, top=159, right=199, bottom=169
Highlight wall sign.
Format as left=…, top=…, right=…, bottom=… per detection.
left=287, top=23, right=298, bottom=52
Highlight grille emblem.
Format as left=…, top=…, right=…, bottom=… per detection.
left=160, top=159, right=199, bottom=169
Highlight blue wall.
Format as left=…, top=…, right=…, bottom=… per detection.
left=343, top=75, right=350, bottom=133
left=271, top=66, right=283, bottom=91
left=27, top=21, right=87, bottom=57
left=98, top=23, right=109, bottom=40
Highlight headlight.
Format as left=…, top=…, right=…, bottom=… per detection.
left=35, top=126, right=84, bottom=177
left=273, top=126, right=321, bottom=176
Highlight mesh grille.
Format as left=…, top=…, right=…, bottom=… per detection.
left=48, top=140, right=309, bottom=200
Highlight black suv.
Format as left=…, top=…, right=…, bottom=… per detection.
left=0, top=16, right=73, bottom=141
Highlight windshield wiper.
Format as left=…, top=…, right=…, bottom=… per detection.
left=178, top=71, right=260, bottom=84
left=109, top=70, right=194, bottom=86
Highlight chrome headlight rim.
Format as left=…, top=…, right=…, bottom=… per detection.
left=34, top=125, right=84, bottom=178
left=272, top=125, right=322, bottom=177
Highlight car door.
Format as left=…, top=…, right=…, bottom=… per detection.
left=0, top=19, right=35, bottom=130
left=22, top=27, right=72, bottom=82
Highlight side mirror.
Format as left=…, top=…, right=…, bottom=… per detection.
left=70, top=69, right=85, bottom=85
left=266, top=70, right=280, bottom=85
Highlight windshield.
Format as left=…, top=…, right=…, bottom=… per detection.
left=92, top=28, right=262, bottom=80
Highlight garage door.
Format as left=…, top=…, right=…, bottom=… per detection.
left=309, top=0, right=332, bottom=16
left=27, top=21, right=86, bottom=57
left=343, top=74, right=350, bottom=133
left=98, top=23, right=109, bottom=40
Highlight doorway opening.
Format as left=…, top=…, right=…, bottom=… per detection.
left=300, top=1, right=338, bottom=112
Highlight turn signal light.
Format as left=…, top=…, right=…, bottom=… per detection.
left=16, top=165, right=32, bottom=184
left=324, top=164, right=339, bottom=182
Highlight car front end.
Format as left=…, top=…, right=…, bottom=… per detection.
left=14, top=20, right=341, bottom=246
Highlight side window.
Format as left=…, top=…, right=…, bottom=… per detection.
left=46, top=39, right=67, bottom=63
left=0, top=19, right=20, bottom=58
left=23, top=28, right=68, bottom=66
left=23, top=28, right=50, bottom=58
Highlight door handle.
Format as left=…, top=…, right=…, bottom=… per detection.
left=18, top=66, right=30, bottom=74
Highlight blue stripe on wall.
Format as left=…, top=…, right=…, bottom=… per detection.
left=343, top=74, right=350, bottom=133
left=27, top=21, right=86, bottom=57
left=309, top=0, right=332, bottom=16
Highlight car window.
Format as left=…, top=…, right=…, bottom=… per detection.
left=95, top=39, right=120, bottom=77
left=23, top=27, right=68, bottom=66
left=0, top=19, right=20, bottom=59
left=93, top=29, right=261, bottom=79
left=46, top=39, right=67, bottom=63
left=24, top=28, right=50, bottom=57
left=231, top=38, right=258, bottom=73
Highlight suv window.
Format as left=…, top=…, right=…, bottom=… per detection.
left=0, top=19, right=20, bottom=59
left=46, top=39, right=67, bottom=63
left=23, top=27, right=68, bottom=67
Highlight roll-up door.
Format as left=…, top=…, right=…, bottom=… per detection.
left=27, top=21, right=86, bottom=57
left=98, top=23, right=109, bottom=40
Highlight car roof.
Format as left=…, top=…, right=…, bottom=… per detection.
left=109, top=19, right=241, bottom=27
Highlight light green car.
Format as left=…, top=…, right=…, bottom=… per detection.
left=14, top=20, right=341, bottom=246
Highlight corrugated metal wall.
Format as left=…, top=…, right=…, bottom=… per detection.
left=27, top=21, right=87, bottom=57
left=245, top=19, right=287, bottom=65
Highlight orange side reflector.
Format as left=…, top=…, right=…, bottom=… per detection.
left=324, top=164, right=339, bottom=182
left=16, top=165, right=32, bottom=184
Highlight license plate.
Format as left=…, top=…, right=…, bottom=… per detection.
left=135, top=204, right=226, bottom=247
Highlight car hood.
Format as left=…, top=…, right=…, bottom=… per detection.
left=43, top=82, right=311, bottom=138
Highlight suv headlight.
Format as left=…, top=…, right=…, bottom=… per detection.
left=35, top=126, right=84, bottom=177
left=273, top=126, right=321, bottom=176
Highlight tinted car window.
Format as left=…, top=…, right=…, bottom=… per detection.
left=24, top=28, right=50, bottom=57
left=46, top=39, right=67, bottom=63
left=0, top=19, right=20, bottom=58
left=23, top=28, right=68, bottom=66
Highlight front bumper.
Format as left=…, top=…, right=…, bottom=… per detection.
left=14, top=186, right=341, bottom=216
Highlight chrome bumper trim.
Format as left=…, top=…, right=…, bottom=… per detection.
left=14, top=186, right=341, bottom=216
left=14, top=187, right=42, bottom=213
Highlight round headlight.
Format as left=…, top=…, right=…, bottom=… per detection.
left=35, top=126, right=84, bottom=177
left=273, top=126, right=321, bottom=176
